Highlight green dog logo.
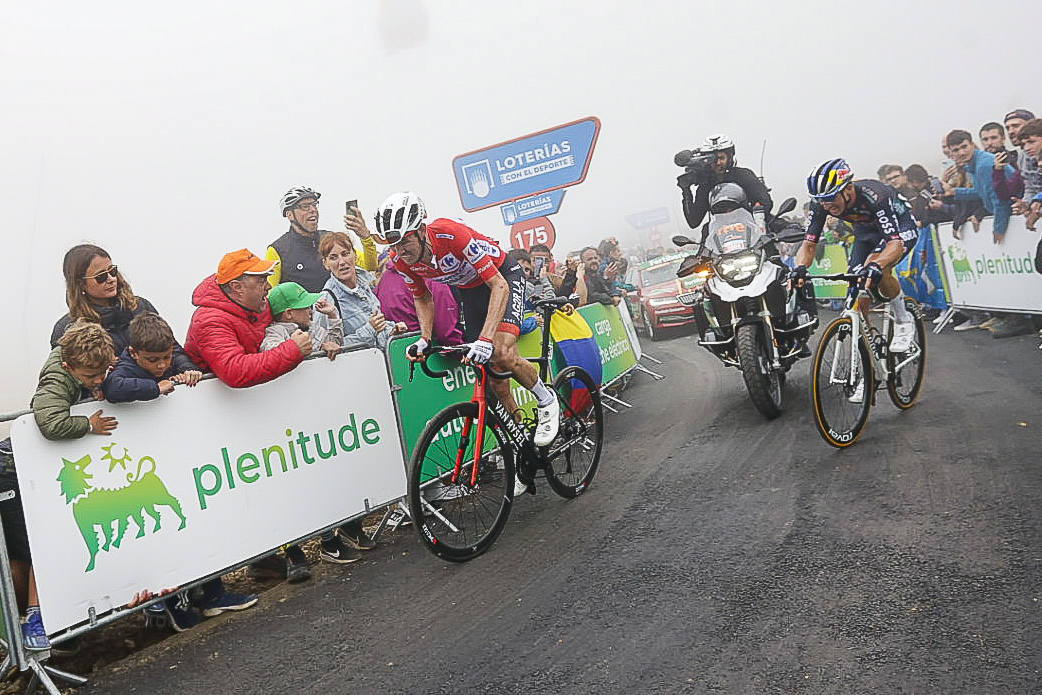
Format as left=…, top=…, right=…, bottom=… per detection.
left=56, top=444, right=186, bottom=572
left=946, top=244, right=975, bottom=285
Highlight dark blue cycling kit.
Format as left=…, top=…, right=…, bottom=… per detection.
left=804, top=179, right=919, bottom=269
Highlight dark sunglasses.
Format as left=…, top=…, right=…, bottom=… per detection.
left=84, top=266, right=119, bottom=284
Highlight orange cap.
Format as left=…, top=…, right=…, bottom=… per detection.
left=216, top=249, right=279, bottom=284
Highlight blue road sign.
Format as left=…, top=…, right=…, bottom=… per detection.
left=625, top=207, right=671, bottom=229
left=452, top=116, right=600, bottom=212
left=500, top=190, right=566, bottom=226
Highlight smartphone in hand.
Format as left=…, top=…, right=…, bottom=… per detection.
left=345, top=199, right=358, bottom=215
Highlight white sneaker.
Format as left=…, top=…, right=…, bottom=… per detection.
left=513, top=475, right=530, bottom=497
left=533, top=398, right=560, bottom=446
left=848, top=378, right=865, bottom=404
left=890, top=321, right=916, bottom=353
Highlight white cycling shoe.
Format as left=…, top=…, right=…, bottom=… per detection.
left=890, top=321, right=916, bottom=353
left=534, top=398, right=560, bottom=446
left=848, top=377, right=865, bottom=404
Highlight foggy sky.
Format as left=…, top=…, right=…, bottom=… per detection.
left=1, top=0, right=1038, bottom=416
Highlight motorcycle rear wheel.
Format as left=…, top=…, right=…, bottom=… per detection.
left=736, top=323, right=783, bottom=419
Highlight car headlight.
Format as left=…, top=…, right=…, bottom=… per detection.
left=648, top=297, right=676, bottom=307
left=715, top=250, right=762, bottom=283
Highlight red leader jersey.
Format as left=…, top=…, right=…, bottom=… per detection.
left=390, top=218, right=507, bottom=298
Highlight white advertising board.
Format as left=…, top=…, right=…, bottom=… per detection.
left=617, top=300, right=643, bottom=361
left=936, top=216, right=1042, bottom=313
left=10, top=349, right=407, bottom=633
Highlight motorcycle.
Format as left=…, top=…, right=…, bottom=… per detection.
left=673, top=197, right=818, bottom=418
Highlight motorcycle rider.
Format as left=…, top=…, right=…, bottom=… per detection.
left=677, top=134, right=774, bottom=230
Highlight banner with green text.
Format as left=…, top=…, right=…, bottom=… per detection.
left=10, top=349, right=406, bottom=633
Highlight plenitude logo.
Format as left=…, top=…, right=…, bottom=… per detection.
left=55, top=412, right=385, bottom=572
left=192, top=412, right=383, bottom=510
left=57, top=443, right=186, bottom=572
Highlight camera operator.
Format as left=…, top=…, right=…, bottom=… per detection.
left=676, top=134, right=773, bottom=230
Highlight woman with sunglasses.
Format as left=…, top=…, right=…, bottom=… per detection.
left=50, top=244, right=166, bottom=357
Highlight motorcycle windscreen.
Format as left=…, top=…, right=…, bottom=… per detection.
left=705, top=209, right=763, bottom=255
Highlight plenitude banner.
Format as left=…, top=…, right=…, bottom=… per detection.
left=10, top=349, right=407, bottom=633
left=809, top=244, right=850, bottom=299
left=936, top=216, right=1042, bottom=313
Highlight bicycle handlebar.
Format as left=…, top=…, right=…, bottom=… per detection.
left=807, top=273, right=861, bottom=282
left=410, top=344, right=514, bottom=381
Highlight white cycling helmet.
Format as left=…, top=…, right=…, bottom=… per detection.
left=700, top=133, right=735, bottom=154
left=374, top=191, right=427, bottom=244
left=280, top=185, right=321, bottom=214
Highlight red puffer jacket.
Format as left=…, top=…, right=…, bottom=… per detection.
left=184, top=275, right=304, bottom=388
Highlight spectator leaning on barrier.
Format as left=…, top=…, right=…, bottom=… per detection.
left=261, top=282, right=343, bottom=359
left=184, top=249, right=309, bottom=388
left=267, top=186, right=378, bottom=291
left=1014, top=119, right=1042, bottom=275
left=578, top=247, right=620, bottom=307
left=102, top=313, right=203, bottom=403
left=51, top=244, right=166, bottom=355
left=16, top=320, right=117, bottom=650
left=99, top=314, right=258, bottom=629
left=941, top=129, right=1016, bottom=244
left=315, top=232, right=408, bottom=351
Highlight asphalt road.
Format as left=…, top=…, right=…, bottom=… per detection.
left=83, top=321, right=1042, bottom=695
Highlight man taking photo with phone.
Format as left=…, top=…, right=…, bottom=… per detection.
left=266, top=186, right=380, bottom=292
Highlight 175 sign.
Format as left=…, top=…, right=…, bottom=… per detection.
left=509, top=215, right=557, bottom=251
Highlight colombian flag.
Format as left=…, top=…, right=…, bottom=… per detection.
left=550, top=310, right=602, bottom=412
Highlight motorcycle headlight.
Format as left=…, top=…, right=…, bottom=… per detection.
left=648, top=297, right=676, bottom=307
left=715, top=251, right=762, bottom=283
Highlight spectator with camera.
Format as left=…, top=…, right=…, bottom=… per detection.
left=675, top=134, right=773, bottom=231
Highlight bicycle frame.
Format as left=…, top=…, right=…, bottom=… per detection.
left=831, top=286, right=892, bottom=393
left=434, top=301, right=573, bottom=489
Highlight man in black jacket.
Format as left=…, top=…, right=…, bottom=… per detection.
left=677, top=134, right=773, bottom=230
left=579, top=247, right=619, bottom=306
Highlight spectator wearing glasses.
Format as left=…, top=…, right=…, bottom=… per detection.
left=266, top=186, right=379, bottom=292
left=877, top=164, right=915, bottom=198
left=51, top=244, right=177, bottom=359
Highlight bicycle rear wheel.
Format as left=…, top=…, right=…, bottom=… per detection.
left=886, top=299, right=927, bottom=409
left=810, top=316, right=874, bottom=448
left=407, top=402, right=515, bottom=562
left=544, top=367, right=603, bottom=499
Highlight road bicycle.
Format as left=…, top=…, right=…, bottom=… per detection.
left=406, top=296, right=604, bottom=562
left=808, top=273, right=927, bottom=448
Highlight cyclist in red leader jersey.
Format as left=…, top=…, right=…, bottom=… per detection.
left=373, top=191, right=560, bottom=449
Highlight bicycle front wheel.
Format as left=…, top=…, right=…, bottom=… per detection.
left=810, top=316, right=874, bottom=448
left=407, top=403, right=515, bottom=562
left=887, top=299, right=927, bottom=410
left=544, top=366, right=603, bottom=499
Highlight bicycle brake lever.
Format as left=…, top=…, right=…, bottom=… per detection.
left=409, top=360, right=416, bottom=382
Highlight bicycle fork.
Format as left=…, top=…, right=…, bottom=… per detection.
left=453, top=369, right=489, bottom=487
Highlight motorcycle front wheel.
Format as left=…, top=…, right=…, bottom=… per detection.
left=736, top=323, right=783, bottom=419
